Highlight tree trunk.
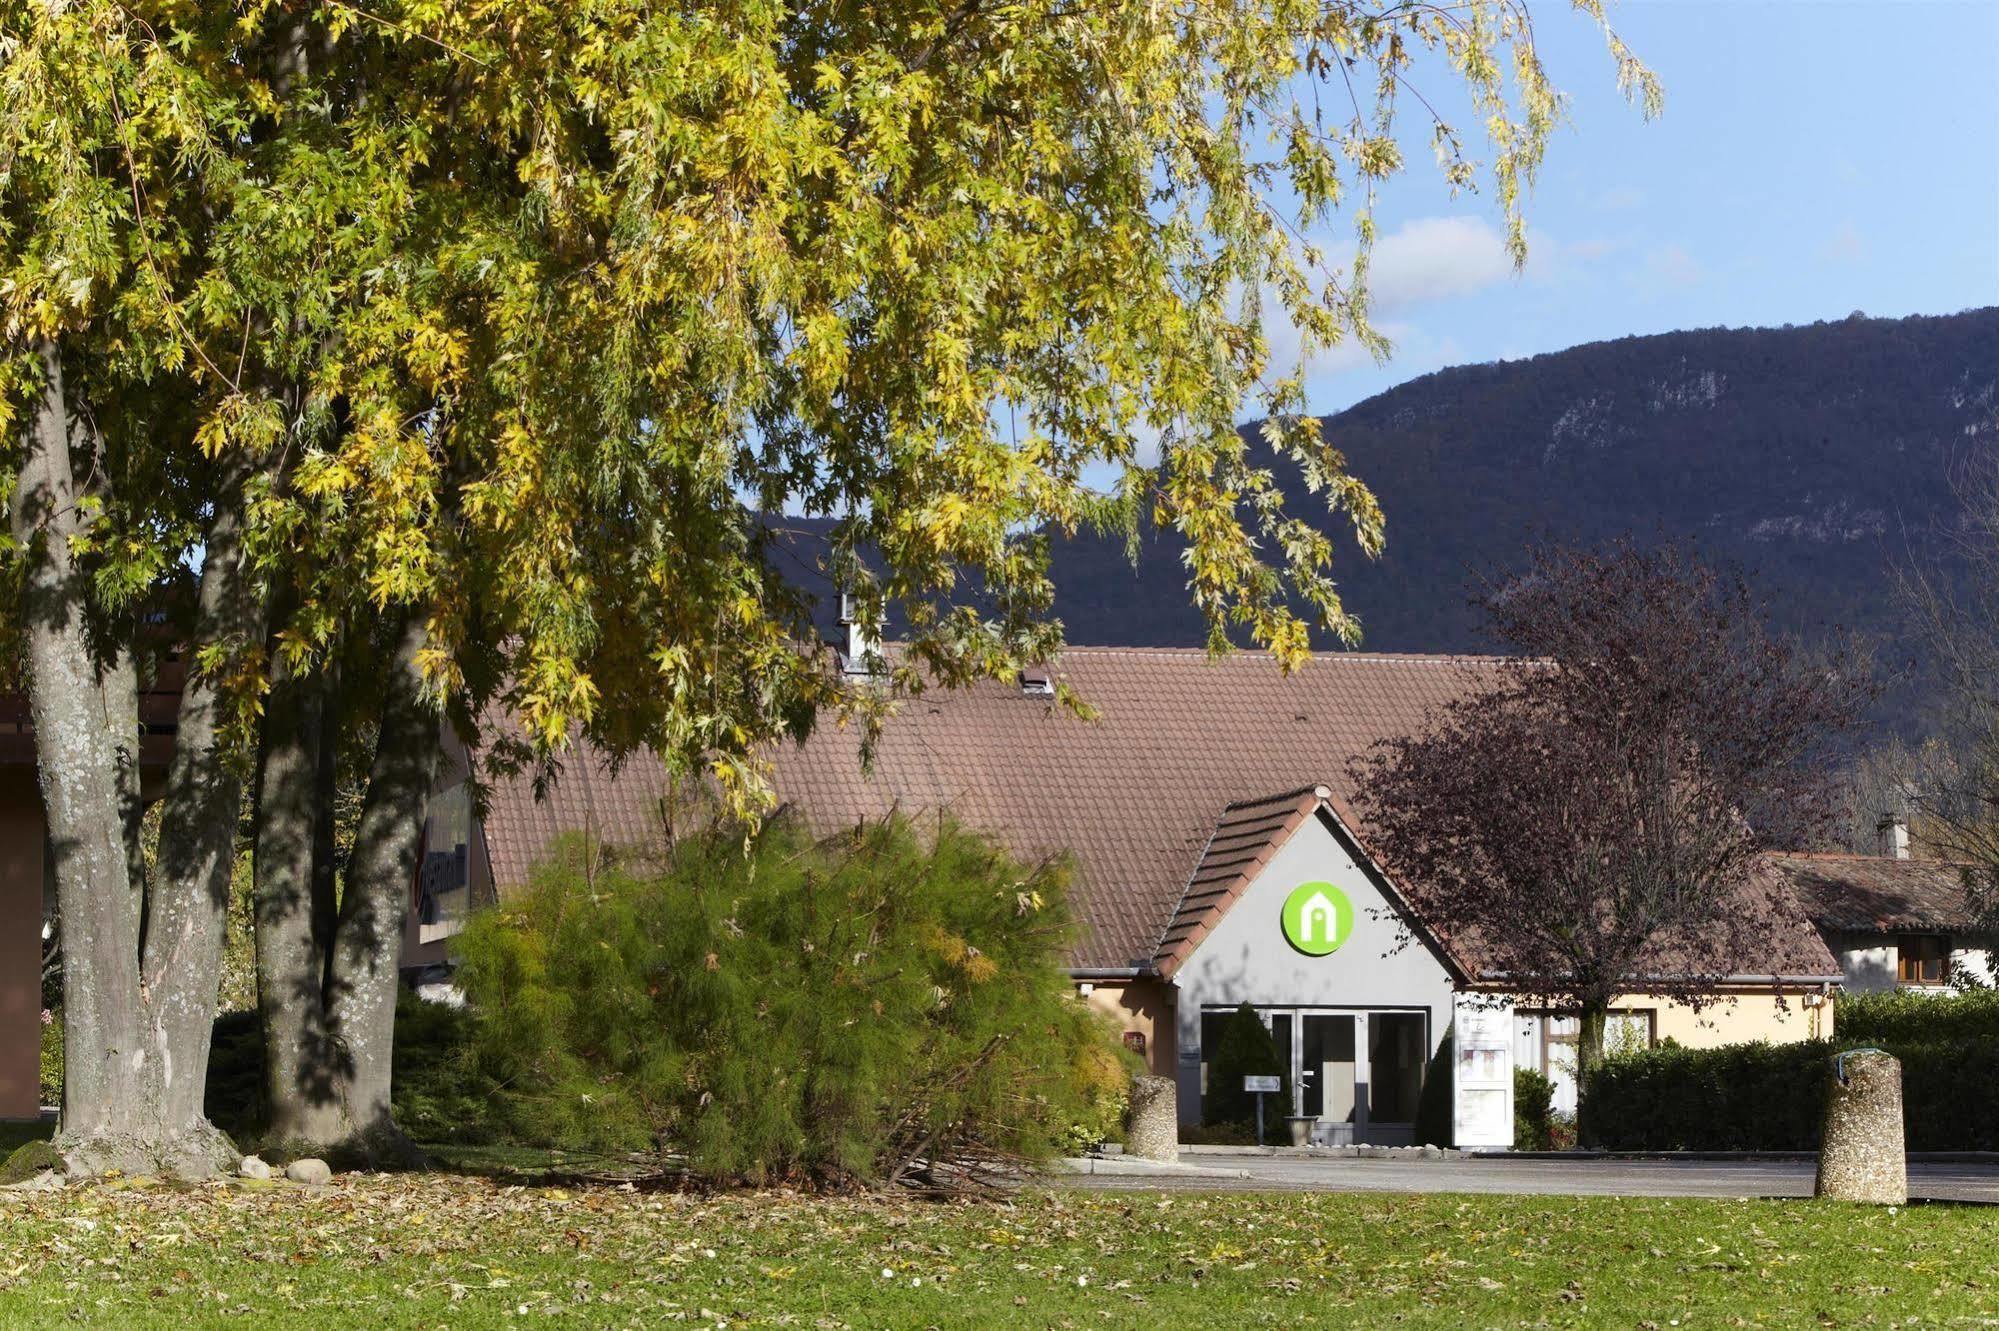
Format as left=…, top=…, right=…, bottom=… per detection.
left=256, top=615, right=438, bottom=1165
left=14, top=341, right=264, bottom=1176
left=140, top=451, right=267, bottom=1172
left=14, top=342, right=151, bottom=1173
left=1574, top=1001, right=1609, bottom=1149
left=253, top=652, right=345, bottom=1147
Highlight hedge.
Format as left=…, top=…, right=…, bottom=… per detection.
left=1585, top=1031, right=1999, bottom=1152
left=1838, top=988, right=1999, bottom=1046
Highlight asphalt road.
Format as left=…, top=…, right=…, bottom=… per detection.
left=1058, top=1152, right=1999, bottom=1203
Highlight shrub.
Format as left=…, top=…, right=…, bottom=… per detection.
left=1838, top=988, right=1999, bottom=1046
left=452, top=814, right=1129, bottom=1186
left=1513, top=1066, right=1555, bottom=1150
left=1583, top=1024, right=1999, bottom=1152
left=1177, top=1120, right=1260, bottom=1147
left=1585, top=1041, right=1832, bottom=1151
left=1059, top=1078, right=1131, bottom=1155
left=203, top=991, right=508, bottom=1148
left=0, top=1139, right=62, bottom=1185
left=1202, top=1004, right=1287, bottom=1128
left=37, top=1008, right=59, bottom=1109
left=389, top=994, right=512, bottom=1146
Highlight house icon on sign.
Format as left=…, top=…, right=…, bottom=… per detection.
left=1299, top=890, right=1336, bottom=945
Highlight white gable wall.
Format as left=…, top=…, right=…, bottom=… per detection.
left=1171, top=810, right=1457, bottom=1127
left=1826, top=930, right=1999, bottom=992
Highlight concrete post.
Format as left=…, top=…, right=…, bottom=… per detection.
left=1815, top=1048, right=1907, bottom=1205
left=1126, top=1075, right=1178, bottom=1162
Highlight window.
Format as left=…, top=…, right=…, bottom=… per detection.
left=416, top=781, right=474, bottom=944
left=1897, top=935, right=1949, bottom=986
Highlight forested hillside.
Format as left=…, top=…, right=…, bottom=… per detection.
left=1043, top=308, right=1999, bottom=660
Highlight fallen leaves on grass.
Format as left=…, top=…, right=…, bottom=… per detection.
left=0, top=1176, right=1996, bottom=1328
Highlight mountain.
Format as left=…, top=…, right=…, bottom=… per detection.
left=1042, top=308, right=1999, bottom=665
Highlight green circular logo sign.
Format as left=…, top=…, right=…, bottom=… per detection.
left=1280, top=881, right=1353, bottom=956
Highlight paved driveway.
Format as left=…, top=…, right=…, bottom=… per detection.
left=1060, top=1152, right=1999, bottom=1203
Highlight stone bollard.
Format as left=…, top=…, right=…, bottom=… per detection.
left=1815, top=1048, right=1906, bottom=1204
left=1126, top=1075, right=1179, bottom=1163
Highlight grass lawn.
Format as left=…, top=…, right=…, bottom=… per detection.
left=1, top=1174, right=1993, bottom=1328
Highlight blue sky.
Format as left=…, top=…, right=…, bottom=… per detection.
left=1292, top=0, right=1999, bottom=414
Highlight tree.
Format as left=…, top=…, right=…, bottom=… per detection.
left=7, top=1, right=1651, bottom=1173
left=1351, top=542, right=1869, bottom=1141
left=1204, top=1004, right=1288, bottom=1129
left=1890, top=450, right=1999, bottom=967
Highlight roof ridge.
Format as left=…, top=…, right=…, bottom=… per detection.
left=1222, top=783, right=1333, bottom=814
left=1051, top=645, right=1514, bottom=665
left=1765, top=849, right=1973, bottom=868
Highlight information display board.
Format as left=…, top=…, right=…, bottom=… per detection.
left=1451, top=993, right=1516, bottom=1150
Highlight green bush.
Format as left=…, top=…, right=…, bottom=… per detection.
left=389, top=994, right=513, bottom=1146
left=38, top=1008, right=60, bottom=1109
left=1177, top=1120, right=1261, bottom=1147
left=452, top=815, right=1130, bottom=1186
left=203, top=991, right=509, bottom=1147
left=1584, top=1019, right=1999, bottom=1152
left=1838, top=988, right=1999, bottom=1045
left=1513, top=1066, right=1555, bottom=1150
left=1201, top=1004, right=1287, bottom=1128
left=1585, top=1041, right=1831, bottom=1151
left=1058, top=1078, right=1131, bottom=1155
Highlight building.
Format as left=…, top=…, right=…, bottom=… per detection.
left=417, top=647, right=1842, bottom=1146
left=0, top=646, right=1866, bottom=1137
left=1762, top=846, right=1997, bottom=992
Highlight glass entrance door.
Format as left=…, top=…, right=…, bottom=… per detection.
left=1369, top=1011, right=1427, bottom=1124
left=1300, top=1014, right=1357, bottom=1123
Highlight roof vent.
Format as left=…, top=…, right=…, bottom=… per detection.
left=1019, top=666, right=1054, bottom=697
left=1876, top=812, right=1911, bottom=861
left=1877, top=781, right=1916, bottom=860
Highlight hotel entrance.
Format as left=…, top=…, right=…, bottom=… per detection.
left=1201, top=1006, right=1430, bottom=1145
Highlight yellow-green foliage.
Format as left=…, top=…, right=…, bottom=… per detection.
left=0, top=2, right=1653, bottom=815
left=454, top=816, right=1131, bottom=1186
left=37, top=1007, right=59, bottom=1110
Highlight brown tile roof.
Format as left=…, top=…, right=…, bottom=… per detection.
left=1153, top=786, right=1326, bottom=978
left=758, top=648, right=1505, bottom=969
left=1760, top=852, right=1988, bottom=933
left=470, top=645, right=1840, bottom=980
left=474, top=647, right=1497, bottom=969
left=1615, top=861, right=1842, bottom=984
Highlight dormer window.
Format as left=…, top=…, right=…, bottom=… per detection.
left=1019, top=667, right=1054, bottom=697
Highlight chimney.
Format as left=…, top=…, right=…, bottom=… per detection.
left=838, top=593, right=879, bottom=676
left=1876, top=812, right=1910, bottom=860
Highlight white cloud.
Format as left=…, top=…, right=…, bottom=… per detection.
left=1818, top=221, right=1866, bottom=264
left=1643, top=243, right=1704, bottom=289
left=1593, top=185, right=1645, bottom=213
left=1366, top=216, right=1516, bottom=312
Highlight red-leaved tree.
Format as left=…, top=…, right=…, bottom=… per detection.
left=1351, top=541, right=1871, bottom=1140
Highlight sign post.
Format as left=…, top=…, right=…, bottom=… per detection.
left=1244, top=1074, right=1280, bottom=1146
